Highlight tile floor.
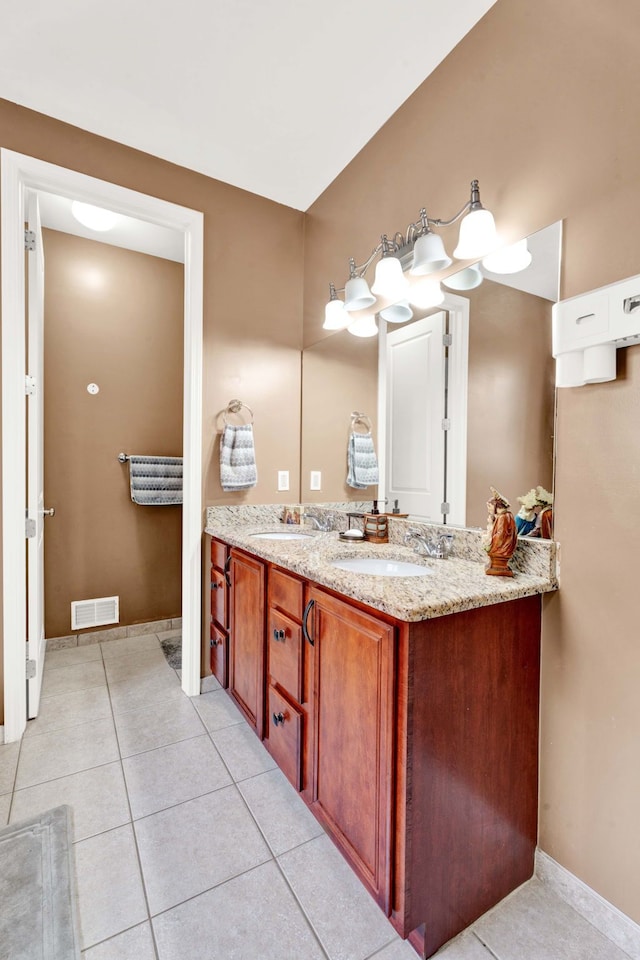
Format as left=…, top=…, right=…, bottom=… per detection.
left=0, top=631, right=631, bottom=959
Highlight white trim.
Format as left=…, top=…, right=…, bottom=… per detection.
left=1, top=150, right=204, bottom=740
left=536, top=849, right=640, bottom=960
left=378, top=297, right=468, bottom=525
left=442, top=292, right=469, bottom=528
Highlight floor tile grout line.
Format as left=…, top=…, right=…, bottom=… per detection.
left=103, top=642, right=160, bottom=960
left=362, top=934, right=412, bottom=959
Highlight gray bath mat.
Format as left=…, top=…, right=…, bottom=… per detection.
left=160, top=635, right=181, bottom=669
left=0, top=804, right=81, bottom=959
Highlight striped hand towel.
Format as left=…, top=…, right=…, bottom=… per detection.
left=128, top=456, right=183, bottom=505
left=347, top=431, right=379, bottom=489
left=220, top=424, right=258, bottom=491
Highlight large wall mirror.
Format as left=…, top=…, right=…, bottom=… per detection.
left=301, top=222, right=561, bottom=534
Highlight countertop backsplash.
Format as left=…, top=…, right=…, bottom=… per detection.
left=205, top=503, right=556, bottom=584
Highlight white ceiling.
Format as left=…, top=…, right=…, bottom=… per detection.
left=0, top=0, right=497, bottom=211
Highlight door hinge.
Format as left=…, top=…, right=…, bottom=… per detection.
left=441, top=418, right=451, bottom=431
left=26, top=658, right=37, bottom=680
left=442, top=333, right=452, bottom=347
left=25, top=375, right=36, bottom=396
left=24, top=229, right=36, bottom=251
left=441, top=502, right=450, bottom=515
left=25, top=517, right=36, bottom=538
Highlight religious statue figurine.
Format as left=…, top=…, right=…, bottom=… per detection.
left=484, top=486, right=519, bottom=577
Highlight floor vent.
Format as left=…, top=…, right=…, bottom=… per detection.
left=71, top=596, right=119, bottom=631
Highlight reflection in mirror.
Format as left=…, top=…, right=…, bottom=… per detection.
left=301, top=222, right=561, bottom=536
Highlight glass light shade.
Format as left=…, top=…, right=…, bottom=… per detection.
left=379, top=300, right=413, bottom=324
left=323, top=297, right=350, bottom=330
left=71, top=201, right=119, bottom=232
left=408, top=279, right=444, bottom=309
left=410, top=232, right=452, bottom=276
left=482, top=239, right=532, bottom=274
left=453, top=208, right=498, bottom=260
left=442, top=266, right=483, bottom=291
left=371, top=256, right=409, bottom=300
left=344, top=275, right=376, bottom=311
left=347, top=315, right=378, bottom=338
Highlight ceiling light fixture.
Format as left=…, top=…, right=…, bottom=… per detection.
left=324, top=180, right=497, bottom=336
left=71, top=200, right=120, bottom=232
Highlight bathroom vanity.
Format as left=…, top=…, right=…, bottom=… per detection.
left=204, top=519, right=555, bottom=958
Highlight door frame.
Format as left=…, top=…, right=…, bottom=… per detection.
left=1, top=149, right=204, bottom=742
left=377, top=291, right=469, bottom=526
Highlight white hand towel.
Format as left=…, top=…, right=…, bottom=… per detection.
left=220, top=424, right=258, bottom=491
left=347, top=431, right=379, bottom=489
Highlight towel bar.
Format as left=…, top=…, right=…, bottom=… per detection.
left=223, top=399, right=254, bottom=426
left=118, top=452, right=130, bottom=463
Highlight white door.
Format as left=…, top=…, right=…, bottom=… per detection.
left=384, top=312, right=446, bottom=520
left=26, top=190, right=47, bottom=718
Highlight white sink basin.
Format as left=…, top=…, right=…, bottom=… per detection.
left=249, top=531, right=313, bottom=541
left=330, top=557, right=433, bottom=577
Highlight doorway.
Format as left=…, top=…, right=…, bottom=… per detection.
left=1, top=150, right=204, bottom=742
left=377, top=292, right=469, bottom=526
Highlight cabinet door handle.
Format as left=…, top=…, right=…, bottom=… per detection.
left=210, top=636, right=218, bottom=647
left=272, top=628, right=286, bottom=642
left=211, top=581, right=220, bottom=591
left=302, top=598, right=315, bottom=646
left=223, top=555, right=232, bottom=587
left=272, top=711, right=285, bottom=727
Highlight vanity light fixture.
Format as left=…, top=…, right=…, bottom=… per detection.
left=323, top=283, right=351, bottom=330
left=325, top=179, right=497, bottom=336
left=71, top=201, right=119, bottom=232
left=482, top=238, right=532, bottom=274
left=442, top=265, right=483, bottom=291
left=347, top=314, right=378, bottom=338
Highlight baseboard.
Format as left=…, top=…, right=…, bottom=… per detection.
left=0, top=726, right=4, bottom=745
left=536, top=849, right=640, bottom=959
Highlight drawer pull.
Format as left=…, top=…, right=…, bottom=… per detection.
left=272, top=711, right=285, bottom=726
left=302, top=598, right=315, bottom=646
left=272, top=628, right=286, bottom=641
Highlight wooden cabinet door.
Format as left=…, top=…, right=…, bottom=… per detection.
left=229, top=549, right=266, bottom=737
left=209, top=623, right=227, bottom=688
left=307, top=587, right=395, bottom=913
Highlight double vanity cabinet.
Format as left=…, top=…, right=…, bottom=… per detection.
left=206, top=534, right=543, bottom=958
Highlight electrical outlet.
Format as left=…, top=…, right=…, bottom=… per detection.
left=277, top=470, right=289, bottom=491
left=310, top=470, right=322, bottom=491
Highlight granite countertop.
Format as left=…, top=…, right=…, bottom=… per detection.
left=204, top=521, right=557, bottom=622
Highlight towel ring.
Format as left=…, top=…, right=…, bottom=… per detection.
left=351, top=411, right=372, bottom=433
left=223, top=399, right=254, bottom=426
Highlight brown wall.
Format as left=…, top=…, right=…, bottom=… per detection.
left=303, top=0, right=640, bottom=925
left=0, top=97, right=304, bottom=720
left=301, top=332, right=378, bottom=503
left=43, top=230, right=183, bottom=638
left=466, top=280, right=554, bottom=527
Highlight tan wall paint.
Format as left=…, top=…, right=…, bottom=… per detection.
left=43, top=230, right=183, bottom=638
left=301, top=333, right=378, bottom=503
left=0, top=98, right=304, bottom=721
left=466, top=280, right=554, bottom=527
left=303, top=0, right=640, bottom=924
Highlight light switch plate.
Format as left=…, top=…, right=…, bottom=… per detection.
left=278, top=470, right=290, bottom=491
left=310, top=470, right=322, bottom=491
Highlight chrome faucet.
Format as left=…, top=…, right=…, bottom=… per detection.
left=303, top=511, right=335, bottom=532
left=404, top=530, right=454, bottom=559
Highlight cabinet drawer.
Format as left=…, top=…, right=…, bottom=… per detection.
left=211, top=538, right=228, bottom=571
left=210, top=569, right=227, bottom=628
left=267, top=685, right=303, bottom=791
left=268, top=609, right=302, bottom=702
left=269, top=568, right=304, bottom=621
left=209, top=623, right=228, bottom=688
